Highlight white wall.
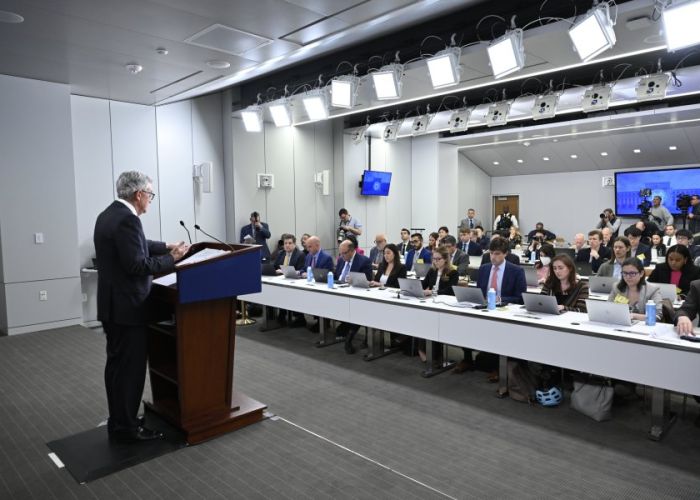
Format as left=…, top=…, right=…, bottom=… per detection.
left=458, top=153, right=492, bottom=230
left=0, top=75, right=82, bottom=335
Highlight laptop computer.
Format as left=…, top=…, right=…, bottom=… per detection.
left=588, top=276, right=617, bottom=294
left=452, top=286, right=486, bottom=306
left=522, top=292, right=564, bottom=315
left=523, top=266, right=541, bottom=287
left=554, top=248, right=575, bottom=258
left=280, top=265, right=301, bottom=279
left=648, top=282, right=678, bottom=302
left=312, top=268, right=329, bottom=282
left=467, top=267, right=479, bottom=283
left=574, top=261, right=593, bottom=277
left=413, top=262, right=431, bottom=278
left=261, top=263, right=277, bottom=276
left=398, top=277, right=425, bottom=298
left=585, top=300, right=636, bottom=326
left=348, top=271, right=371, bottom=289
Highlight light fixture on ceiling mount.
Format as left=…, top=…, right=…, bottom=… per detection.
left=516, top=159, right=524, bottom=163
left=156, top=47, right=169, bottom=56
left=633, top=148, right=641, bottom=153
left=600, top=151, right=608, bottom=156
left=663, top=0, right=700, bottom=51
left=582, top=81, right=612, bottom=113
left=487, top=17, right=525, bottom=79
left=669, top=145, right=678, bottom=150
left=268, top=98, right=293, bottom=127
left=207, top=60, right=231, bottom=69
left=0, top=10, right=24, bottom=23
left=426, top=36, right=461, bottom=89
left=448, top=107, right=471, bottom=133
left=486, top=90, right=511, bottom=127
left=493, top=161, right=500, bottom=165
left=241, top=105, right=263, bottom=132
left=635, top=60, right=670, bottom=101
left=351, top=120, right=370, bottom=145
left=331, top=72, right=360, bottom=109
left=532, top=85, right=559, bottom=121
left=568, top=1, right=617, bottom=62
left=302, top=82, right=329, bottom=121
left=570, top=154, right=578, bottom=159
left=371, top=52, right=404, bottom=100
left=542, top=156, right=550, bottom=161
left=382, top=120, right=401, bottom=142
left=125, top=63, right=143, bottom=74
left=411, top=106, right=433, bottom=136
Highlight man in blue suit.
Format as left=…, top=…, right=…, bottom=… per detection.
left=624, top=226, right=652, bottom=266
left=405, top=233, right=432, bottom=271
left=336, top=239, right=373, bottom=354
left=274, top=233, right=307, bottom=327
left=454, top=237, right=527, bottom=376
left=302, top=236, right=334, bottom=273
left=240, top=211, right=271, bottom=260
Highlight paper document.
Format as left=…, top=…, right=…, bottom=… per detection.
left=175, top=248, right=230, bottom=267
left=153, top=273, right=177, bottom=287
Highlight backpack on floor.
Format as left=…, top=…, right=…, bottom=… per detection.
left=507, top=360, right=540, bottom=403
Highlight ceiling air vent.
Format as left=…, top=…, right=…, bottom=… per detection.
left=185, top=24, right=272, bottom=56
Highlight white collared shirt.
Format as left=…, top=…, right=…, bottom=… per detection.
left=116, top=198, right=138, bottom=216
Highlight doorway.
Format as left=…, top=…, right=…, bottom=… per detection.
left=492, top=195, right=520, bottom=231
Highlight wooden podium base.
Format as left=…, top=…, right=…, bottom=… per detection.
left=144, top=393, right=267, bottom=445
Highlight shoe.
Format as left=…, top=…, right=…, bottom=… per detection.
left=452, top=360, right=475, bottom=374
left=137, top=415, right=145, bottom=427
left=487, top=370, right=499, bottom=383
left=344, top=330, right=357, bottom=354
left=289, top=318, right=306, bottom=328
left=109, top=426, right=164, bottom=442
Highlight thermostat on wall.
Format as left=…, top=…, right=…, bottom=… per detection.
left=257, top=173, right=274, bottom=188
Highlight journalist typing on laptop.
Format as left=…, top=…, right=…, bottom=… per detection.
left=607, top=258, right=663, bottom=323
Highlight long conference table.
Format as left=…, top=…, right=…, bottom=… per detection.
left=245, top=275, right=700, bottom=440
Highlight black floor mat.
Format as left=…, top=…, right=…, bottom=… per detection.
left=46, top=409, right=187, bottom=484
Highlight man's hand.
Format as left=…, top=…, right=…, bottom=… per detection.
left=166, top=241, right=185, bottom=250
left=170, top=242, right=189, bottom=261
left=676, top=316, right=695, bottom=335
left=590, top=249, right=599, bottom=259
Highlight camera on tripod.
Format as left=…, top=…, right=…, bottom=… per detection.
left=677, top=194, right=693, bottom=214
left=637, top=188, right=652, bottom=216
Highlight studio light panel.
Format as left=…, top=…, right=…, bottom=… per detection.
left=568, top=4, right=616, bottom=61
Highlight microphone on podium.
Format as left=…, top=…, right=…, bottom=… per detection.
left=193, top=224, right=235, bottom=251
left=179, top=220, right=192, bottom=244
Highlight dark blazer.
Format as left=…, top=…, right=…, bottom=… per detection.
left=369, top=246, right=384, bottom=266
left=374, top=262, right=407, bottom=288
left=421, top=268, right=458, bottom=295
left=397, top=241, right=411, bottom=256
left=676, top=279, right=700, bottom=323
left=477, top=236, right=491, bottom=251
left=405, top=247, right=432, bottom=269
left=274, top=247, right=306, bottom=271
left=651, top=243, right=667, bottom=258
left=240, top=222, right=271, bottom=259
left=304, top=250, right=334, bottom=270
left=481, top=252, right=520, bottom=266
left=631, top=243, right=652, bottom=266
left=335, top=253, right=373, bottom=281
left=476, top=260, right=526, bottom=304
left=449, top=249, right=470, bottom=275
left=458, top=240, right=483, bottom=256
left=648, top=262, right=700, bottom=296
left=94, top=201, right=174, bottom=326
left=527, top=229, right=556, bottom=242
left=575, top=246, right=611, bottom=273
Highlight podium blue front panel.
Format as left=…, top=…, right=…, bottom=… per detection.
left=177, top=249, right=262, bottom=304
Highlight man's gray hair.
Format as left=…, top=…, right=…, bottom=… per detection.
left=116, top=171, right=152, bottom=200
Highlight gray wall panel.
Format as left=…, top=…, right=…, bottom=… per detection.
left=384, top=138, right=412, bottom=245
left=4, top=278, right=81, bottom=329
left=458, top=153, right=492, bottom=232
left=312, top=122, right=336, bottom=252
left=232, top=118, right=267, bottom=246
left=264, top=125, right=295, bottom=245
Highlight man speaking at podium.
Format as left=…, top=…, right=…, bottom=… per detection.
left=94, top=171, right=188, bottom=442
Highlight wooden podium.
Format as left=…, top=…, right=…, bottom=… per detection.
left=145, top=242, right=266, bottom=444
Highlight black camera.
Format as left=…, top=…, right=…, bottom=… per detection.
left=599, top=213, right=606, bottom=219
left=639, top=188, right=652, bottom=197
left=677, top=194, right=693, bottom=213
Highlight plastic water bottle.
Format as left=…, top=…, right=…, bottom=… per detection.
left=530, top=250, right=536, bottom=262
left=327, top=271, right=334, bottom=289
left=487, top=287, right=497, bottom=311
left=645, top=300, right=656, bottom=326
left=306, top=266, right=313, bottom=283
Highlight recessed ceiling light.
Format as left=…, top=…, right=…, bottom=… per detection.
left=542, top=156, right=550, bottom=161
left=207, top=60, right=231, bottom=69
left=669, top=145, right=678, bottom=151
left=570, top=154, right=578, bottom=159
left=156, top=47, right=169, bottom=56
left=125, top=63, right=143, bottom=74
left=633, top=149, right=641, bottom=153
left=600, top=151, right=608, bottom=156
left=516, top=159, right=524, bottom=163
left=552, top=138, right=559, bottom=143
left=523, top=141, right=531, bottom=147
left=493, top=161, right=500, bottom=165
left=0, top=10, right=24, bottom=23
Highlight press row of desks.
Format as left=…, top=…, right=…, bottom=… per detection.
left=245, top=276, right=700, bottom=440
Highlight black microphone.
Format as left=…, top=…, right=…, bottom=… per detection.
left=179, top=220, right=192, bottom=244
left=194, top=224, right=235, bottom=252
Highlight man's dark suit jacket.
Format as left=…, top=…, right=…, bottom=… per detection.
left=676, top=278, right=700, bottom=323
left=450, top=249, right=470, bottom=275
left=335, top=253, right=373, bottom=281
left=94, top=201, right=174, bottom=326
left=575, top=246, right=611, bottom=273
left=304, top=250, right=334, bottom=270
left=458, top=240, right=483, bottom=256
left=481, top=252, right=520, bottom=266
left=369, top=246, right=385, bottom=266
left=274, top=247, right=306, bottom=270
left=240, top=222, right=271, bottom=259
left=476, top=260, right=526, bottom=304
left=631, top=243, right=652, bottom=266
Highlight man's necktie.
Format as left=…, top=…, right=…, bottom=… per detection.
left=469, top=219, right=474, bottom=229
left=312, top=254, right=317, bottom=268
left=283, top=253, right=290, bottom=267
left=340, top=261, right=350, bottom=282
left=462, top=242, right=467, bottom=252
left=667, top=237, right=672, bottom=246
left=490, top=265, right=499, bottom=294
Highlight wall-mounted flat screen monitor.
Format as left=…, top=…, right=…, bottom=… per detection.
left=614, top=167, right=700, bottom=216
left=361, top=170, right=392, bottom=196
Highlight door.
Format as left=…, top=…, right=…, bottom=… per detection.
left=492, top=195, right=519, bottom=231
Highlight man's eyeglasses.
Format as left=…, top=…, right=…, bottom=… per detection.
left=141, top=190, right=156, bottom=201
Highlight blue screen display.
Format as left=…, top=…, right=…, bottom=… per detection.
left=361, top=170, right=392, bottom=196
left=615, top=167, right=700, bottom=216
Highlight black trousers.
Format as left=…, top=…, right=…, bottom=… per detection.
left=103, top=322, right=148, bottom=433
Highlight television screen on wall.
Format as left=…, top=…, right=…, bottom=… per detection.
left=614, top=167, right=700, bottom=216
left=361, top=170, right=392, bottom=196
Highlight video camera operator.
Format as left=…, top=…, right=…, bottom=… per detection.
left=596, top=208, right=621, bottom=238
left=683, top=194, right=700, bottom=234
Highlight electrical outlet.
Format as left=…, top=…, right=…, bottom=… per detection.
left=81, top=293, right=88, bottom=303
left=39, top=290, right=47, bottom=301
left=34, top=233, right=44, bottom=244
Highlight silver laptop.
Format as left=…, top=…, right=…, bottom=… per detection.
left=312, top=268, right=329, bottom=282
left=523, top=266, right=540, bottom=287
left=398, top=277, right=425, bottom=298
left=588, top=276, right=617, bottom=294
left=281, top=265, right=300, bottom=279
left=452, top=286, right=486, bottom=305
left=648, top=282, right=678, bottom=302
left=586, top=300, right=635, bottom=326
left=348, top=271, right=370, bottom=289
left=574, top=261, right=593, bottom=277
left=522, top=292, right=564, bottom=315
left=554, top=247, right=575, bottom=258
left=413, top=262, right=431, bottom=278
